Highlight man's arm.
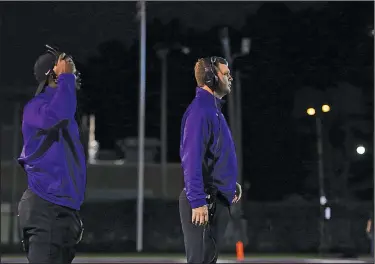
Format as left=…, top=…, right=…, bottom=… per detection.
left=23, top=73, right=77, bottom=129
left=367, top=218, right=372, bottom=233
left=181, top=108, right=210, bottom=209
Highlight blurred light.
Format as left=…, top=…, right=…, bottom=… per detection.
left=181, top=47, right=190, bottom=55
left=320, top=196, right=327, bottom=206
left=356, top=145, right=366, bottom=155
left=325, top=207, right=331, bottom=220
left=322, top=104, right=330, bottom=113
left=307, top=107, right=316, bottom=116
left=241, top=38, right=251, bottom=55
left=88, top=140, right=99, bottom=164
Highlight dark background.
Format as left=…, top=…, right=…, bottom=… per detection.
left=0, top=1, right=373, bottom=202
left=0, top=1, right=374, bottom=257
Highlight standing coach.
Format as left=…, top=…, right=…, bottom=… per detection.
left=179, top=56, right=242, bottom=264
left=17, top=48, right=86, bottom=263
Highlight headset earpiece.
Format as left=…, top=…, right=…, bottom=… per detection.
left=204, top=57, right=219, bottom=91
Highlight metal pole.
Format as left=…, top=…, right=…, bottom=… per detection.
left=9, top=102, right=20, bottom=244
left=316, top=116, right=325, bottom=254
left=235, top=37, right=251, bottom=187
left=220, top=27, right=245, bottom=245
left=136, top=0, right=146, bottom=253
left=219, top=28, right=237, bottom=135
left=235, top=70, right=243, bottom=185
left=159, top=49, right=169, bottom=198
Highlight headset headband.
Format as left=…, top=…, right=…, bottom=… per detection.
left=45, top=44, right=60, bottom=57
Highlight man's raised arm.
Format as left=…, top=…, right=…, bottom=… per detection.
left=23, top=74, right=77, bottom=130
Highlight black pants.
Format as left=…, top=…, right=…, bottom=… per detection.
left=179, top=190, right=231, bottom=264
left=18, top=188, right=83, bottom=264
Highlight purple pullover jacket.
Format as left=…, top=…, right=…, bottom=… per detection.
left=180, top=87, right=238, bottom=209
left=18, top=73, right=86, bottom=210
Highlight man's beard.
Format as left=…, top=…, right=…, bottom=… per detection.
left=215, top=83, right=230, bottom=98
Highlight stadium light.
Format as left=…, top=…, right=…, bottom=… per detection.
left=307, top=104, right=331, bottom=116
left=322, top=104, right=330, bottom=113
left=307, top=107, right=316, bottom=116
left=306, top=103, right=332, bottom=253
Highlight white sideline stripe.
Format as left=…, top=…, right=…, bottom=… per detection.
left=305, top=259, right=366, bottom=263
left=177, top=259, right=232, bottom=263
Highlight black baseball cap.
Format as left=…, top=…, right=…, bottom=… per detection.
left=34, top=52, right=57, bottom=96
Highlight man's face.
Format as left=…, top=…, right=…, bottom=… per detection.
left=216, top=63, right=233, bottom=96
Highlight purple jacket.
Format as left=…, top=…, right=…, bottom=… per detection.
left=180, top=88, right=238, bottom=209
left=18, top=73, right=86, bottom=210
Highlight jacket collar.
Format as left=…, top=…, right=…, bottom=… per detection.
left=196, top=87, right=226, bottom=109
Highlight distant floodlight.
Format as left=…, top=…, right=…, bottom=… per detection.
left=181, top=47, right=190, bottom=55
left=322, top=104, right=330, bottom=113
left=325, top=207, right=331, bottom=220
left=241, top=38, right=251, bottom=55
left=356, top=145, right=365, bottom=155
left=307, top=107, right=316, bottom=116
left=320, top=196, right=327, bottom=206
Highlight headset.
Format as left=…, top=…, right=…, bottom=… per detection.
left=203, top=56, right=230, bottom=91
left=45, top=44, right=82, bottom=90
left=203, top=56, right=219, bottom=91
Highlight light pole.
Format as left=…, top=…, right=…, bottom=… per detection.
left=219, top=27, right=251, bottom=186
left=136, top=0, right=146, bottom=253
left=154, top=43, right=190, bottom=198
left=156, top=48, right=169, bottom=198
left=307, top=104, right=331, bottom=254
left=219, top=27, right=251, bottom=249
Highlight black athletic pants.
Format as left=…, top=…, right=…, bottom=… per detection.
left=18, top=188, right=83, bottom=264
left=179, top=190, right=231, bottom=264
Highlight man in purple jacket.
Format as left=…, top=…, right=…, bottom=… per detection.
left=179, top=57, right=242, bottom=263
left=17, top=50, right=86, bottom=263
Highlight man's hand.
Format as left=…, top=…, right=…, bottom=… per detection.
left=232, top=182, right=242, bottom=203
left=366, top=220, right=372, bottom=233
left=53, top=53, right=76, bottom=76
left=192, top=205, right=209, bottom=226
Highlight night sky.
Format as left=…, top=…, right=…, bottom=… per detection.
left=0, top=1, right=373, bottom=201
left=0, top=2, right=326, bottom=86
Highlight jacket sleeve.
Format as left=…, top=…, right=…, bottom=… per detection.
left=181, top=107, right=210, bottom=209
left=23, top=73, right=77, bottom=129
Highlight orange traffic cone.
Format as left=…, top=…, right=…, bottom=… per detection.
left=236, top=241, right=244, bottom=261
